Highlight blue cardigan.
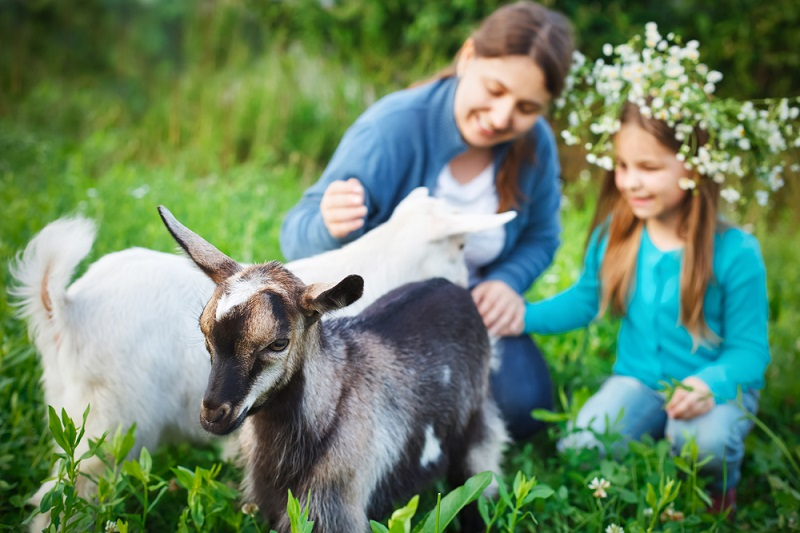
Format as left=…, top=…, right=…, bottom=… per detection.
left=524, top=224, right=771, bottom=402
left=279, top=77, right=563, bottom=294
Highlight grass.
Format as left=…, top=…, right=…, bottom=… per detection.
left=1, top=30, right=799, bottom=533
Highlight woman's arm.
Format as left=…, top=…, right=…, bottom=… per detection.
left=280, top=122, right=395, bottom=261
left=482, top=122, right=562, bottom=294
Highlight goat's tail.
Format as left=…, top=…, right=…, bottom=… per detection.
left=8, top=217, right=97, bottom=353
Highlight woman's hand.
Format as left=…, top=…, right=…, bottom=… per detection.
left=666, top=376, right=715, bottom=420
left=320, top=178, right=368, bottom=238
left=471, top=280, right=525, bottom=337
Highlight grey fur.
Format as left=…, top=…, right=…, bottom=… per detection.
left=160, top=208, right=509, bottom=533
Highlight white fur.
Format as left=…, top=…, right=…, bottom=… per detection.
left=8, top=187, right=515, bottom=527
left=420, top=425, right=442, bottom=467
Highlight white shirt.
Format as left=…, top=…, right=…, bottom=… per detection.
left=433, top=162, right=506, bottom=286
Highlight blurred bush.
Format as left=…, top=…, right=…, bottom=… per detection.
left=2, top=0, right=797, bottom=99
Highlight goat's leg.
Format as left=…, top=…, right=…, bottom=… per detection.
left=448, top=401, right=510, bottom=533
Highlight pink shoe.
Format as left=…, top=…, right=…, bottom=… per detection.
left=709, top=487, right=736, bottom=519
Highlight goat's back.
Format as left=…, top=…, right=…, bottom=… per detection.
left=326, top=278, right=493, bottom=517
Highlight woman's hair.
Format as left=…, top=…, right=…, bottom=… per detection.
left=417, top=1, right=574, bottom=212
left=589, top=101, right=722, bottom=345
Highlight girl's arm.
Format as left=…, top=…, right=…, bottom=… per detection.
left=521, top=225, right=605, bottom=335
left=692, top=233, right=771, bottom=403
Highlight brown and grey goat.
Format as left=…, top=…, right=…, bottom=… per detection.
left=159, top=206, right=508, bottom=533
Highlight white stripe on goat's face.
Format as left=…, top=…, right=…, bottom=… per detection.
left=420, top=424, right=442, bottom=467
left=216, top=272, right=275, bottom=321
left=199, top=263, right=306, bottom=435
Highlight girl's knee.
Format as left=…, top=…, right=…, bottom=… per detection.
left=667, top=420, right=744, bottom=463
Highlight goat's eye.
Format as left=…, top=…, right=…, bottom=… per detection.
left=267, top=339, right=289, bottom=352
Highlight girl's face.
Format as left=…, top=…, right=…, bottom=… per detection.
left=614, top=121, right=690, bottom=229
left=454, top=40, right=550, bottom=148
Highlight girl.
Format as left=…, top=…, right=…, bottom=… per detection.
left=516, top=24, right=795, bottom=512
left=280, top=2, right=574, bottom=440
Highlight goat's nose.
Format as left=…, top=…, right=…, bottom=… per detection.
left=201, top=400, right=232, bottom=424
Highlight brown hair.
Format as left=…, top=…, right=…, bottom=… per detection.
left=415, top=1, right=574, bottom=212
left=589, top=102, right=722, bottom=345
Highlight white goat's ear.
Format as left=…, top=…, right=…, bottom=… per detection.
left=158, top=206, right=241, bottom=285
left=431, top=210, right=517, bottom=240
left=392, top=187, right=433, bottom=216
left=301, top=274, right=364, bottom=318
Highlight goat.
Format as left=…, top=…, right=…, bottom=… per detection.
left=8, top=187, right=514, bottom=527
left=158, top=205, right=508, bottom=533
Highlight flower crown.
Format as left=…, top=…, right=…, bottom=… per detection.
left=554, top=22, right=800, bottom=206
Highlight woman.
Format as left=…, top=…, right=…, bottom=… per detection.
left=280, top=1, right=574, bottom=439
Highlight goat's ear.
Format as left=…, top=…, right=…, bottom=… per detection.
left=301, top=274, right=364, bottom=319
left=157, top=206, right=242, bottom=285
left=431, top=210, right=517, bottom=240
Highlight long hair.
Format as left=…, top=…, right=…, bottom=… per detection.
left=415, top=1, right=573, bottom=212
left=590, top=102, right=722, bottom=345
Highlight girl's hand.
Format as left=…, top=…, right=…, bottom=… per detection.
left=471, top=280, right=525, bottom=337
left=666, top=376, right=715, bottom=420
left=320, top=178, right=368, bottom=238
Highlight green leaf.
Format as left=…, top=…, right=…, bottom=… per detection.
left=413, top=471, right=491, bottom=533
left=370, top=521, right=390, bottom=533
left=48, top=406, right=69, bottom=453
left=645, top=483, right=657, bottom=509
left=673, top=456, right=692, bottom=474
left=526, top=484, right=555, bottom=501
left=531, top=409, right=570, bottom=423
left=387, top=494, right=418, bottom=533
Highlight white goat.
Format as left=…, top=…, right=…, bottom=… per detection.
left=9, top=187, right=514, bottom=526
left=159, top=206, right=508, bottom=533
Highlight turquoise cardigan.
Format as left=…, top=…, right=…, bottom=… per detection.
left=524, top=224, right=770, bottom=402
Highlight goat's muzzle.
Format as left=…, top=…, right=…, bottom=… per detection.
left=200, top=399, right=244, bottom=435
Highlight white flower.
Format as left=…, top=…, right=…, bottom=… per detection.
left=720, top=188, right=741, bottom=203
left=588, top=477, right=611, bottom=498
left=130, top=184, right=150, bottom=199
left=555, top=24, right=797, bottom=211
left=606, top=525, right=624, bottom=533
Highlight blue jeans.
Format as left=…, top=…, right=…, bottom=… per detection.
left=558, top=375, right=759, bottom=491
left=489, top=335, right=554, bottom=440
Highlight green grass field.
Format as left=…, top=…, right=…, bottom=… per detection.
left=1, top=32, right=799, bottom=532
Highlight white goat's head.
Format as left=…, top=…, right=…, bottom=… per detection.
left=158, top=206, right=363, bottom=435
left=365, top=187, right=517, bottom=286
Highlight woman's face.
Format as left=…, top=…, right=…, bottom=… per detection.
left=614, top=121, right=690, bottom=228
left=454, top=40, right=551, bottom=148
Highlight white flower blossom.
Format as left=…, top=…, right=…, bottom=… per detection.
left=555, top=23, right=799, bottom=208
left=606, top=525, right=624, bottom=533
left=720, top=188, right=741, bottom=203
left=588, top=477, right=611, bottom=498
